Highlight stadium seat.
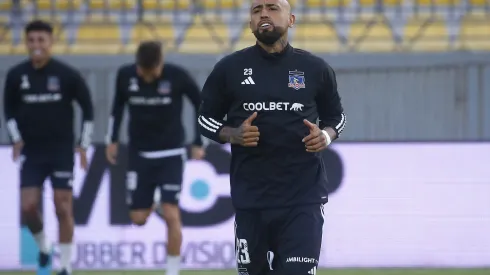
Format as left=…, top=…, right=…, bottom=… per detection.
left=403, top=17, right=449, bottom=51
left=142, top=0, right=191, bottom=10
left=231, top=27, right=256, bottom=51
left=72, top=21, right=122, bottom=53
left=414, top=0, right=461, bottom=6
left=292, top=23, right=343, bottom=53
left=200, top=0, right=244, bottom=9
left=358, top=0, right=404, bottom=7
left=304, top=0, right=352, bottom=8
left=36, top=0, right=82, bottom=10
left=87, top=0, right=136, bottom=10
left=178, top=15, right=229, bottom=53
left=349, top=19, right=397, bottom=52
left=459, top=15, right=490, bottom=51
left=131, top=22, right=175, bottom=50
left=468, top=0, right=487, bottom=6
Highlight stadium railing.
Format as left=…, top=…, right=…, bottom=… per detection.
left=0, top=0, right=489, bottom=54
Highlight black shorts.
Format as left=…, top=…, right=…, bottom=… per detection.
left=235, top=204, right=324, bottom=275
left=20, top=152, right=74, bottom=190
left=126, top=150, right=185, bottom=210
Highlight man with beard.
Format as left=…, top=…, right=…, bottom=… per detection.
left=198, top=0, right=346, bottom=274
left=3, top=20, right=94, bottom=275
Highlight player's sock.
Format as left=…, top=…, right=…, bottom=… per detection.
left=59, top=243, right=72, bottom=273
left=33, top=230, right=50, bottom=254
left=166, top=255, right=181, bottom=275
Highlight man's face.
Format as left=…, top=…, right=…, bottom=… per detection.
left=25, top=31, right=53, bottom=62
left=250, top=0, right=294, bottom=46
left=137, top=62, right=163, bottom=81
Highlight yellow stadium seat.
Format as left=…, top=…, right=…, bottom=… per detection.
left=358, top=0, right=404, bottom=6
left=130, top=23, right=175, bottom=50
left=304, top=0, right=352, bottom=8
left=88, top=0, right=136, bottom=10
left=415, top=0, right=461, bottom=5
left=232, top=27, right=256, bottom=51
left=348, top=19, right=396, bottom=52
left=459, top=15, right=490, bottom=51
left=468, top=0, right=487, bottom=6
left=0, top=20, right=13, bottom=54
left=293, top=23, right=342, bottom=53
left=179, top=15, right=229, bottom=53
left=142, top=0, right=191, bottom=10
left=36, top=0, right=82, bottom=10
left=76, top=22, right=121, bottom=42
left=0, top=0, right=28, bottom=11
left=200, top=0, right=244, bottom=9
left=403, top=18, right=449, bottom=51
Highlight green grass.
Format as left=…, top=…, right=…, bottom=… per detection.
left=2, top=269, right=490, bottom=275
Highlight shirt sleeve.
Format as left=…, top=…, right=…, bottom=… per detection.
left=179, top=67, right=204, bottom=147
left=198, top=59, right=232, bottom=144
left=3, top=69, right=23, bottom=143
left=72, top=70, right=95, bottom=149
left=105, top=68, right=126, bottom=144
left=316, top=62, right=346, bottom=138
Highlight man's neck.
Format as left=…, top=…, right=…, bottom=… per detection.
left=257, top=37, right=289, bottom=53
left=32, top=58, right=50, bottom=69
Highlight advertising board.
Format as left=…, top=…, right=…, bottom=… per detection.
left=0, top=143, right=489, bottom=270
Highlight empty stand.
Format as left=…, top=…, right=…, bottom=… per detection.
left=459, top=14, right=490, bottom=51
left=349, top=17, right=398, bottom=52
left=403, top=17, right=450, bottom=51
left=36, top=0, right=82, bottom=10
left=178, top=15, right=229, bottom=53
left=304, top=0, right=352, bottom=8
left=87, top=0, right=136, bottom=10
left=73, top=20, right=123, bottom=53
left=131, top=22, right=175, bottom=50
left=292, top=23, right=343, bottom=52
left=200, top=0, right=244, bottom=9
left=142, top=0, right=191, bottom=10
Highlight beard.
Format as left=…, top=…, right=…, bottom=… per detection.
left=253, top=26, right=285, bottom=46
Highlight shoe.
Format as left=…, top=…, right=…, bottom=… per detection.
left=38, top=252, right=50, bottom=268
left=57, top=269, right=71, bottom=275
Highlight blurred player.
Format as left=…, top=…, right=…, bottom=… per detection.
left=3, top=20, right=94, bottom=275
left=105, top=41, right=205, bottom=275
left=198, top=0, right=346, bottom=274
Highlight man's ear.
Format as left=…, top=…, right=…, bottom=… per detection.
left=289, top=14, right=296, bottom=28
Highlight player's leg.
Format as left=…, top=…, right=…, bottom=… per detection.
left=50, top=153, right=75, bottom=275
left=269, top=204, right=324, bottom=275
left=127, top=153, right=156, bottom=225
left=235, top=209, right=270, bottom=275
left=20, top=156, right=51, bottom=267
left=155, top=155, right=185, bottom=275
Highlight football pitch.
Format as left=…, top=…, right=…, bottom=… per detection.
left=4, top=269, right=490, bottom=275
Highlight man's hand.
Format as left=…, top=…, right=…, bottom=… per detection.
left=106, top=143, right=118, bottom=165
left=191, top=145, right=206, bottom=160
left=12, top=140, right=24, bottom=162
left=302, top=119, right=329, bottom=152
left=77, top=147, right=89, bottom=170
left=229, top=112, right=260, bottom=147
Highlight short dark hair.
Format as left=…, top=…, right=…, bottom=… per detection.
left=24, top=20, right=53, bottom=35
left=136, top=41, right=163, bottom=69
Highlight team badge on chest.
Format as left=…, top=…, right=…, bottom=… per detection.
left=288, top=70, right=306, bottom=90
left=158, top=80, right=171, bottom=94
left=47, top=76, right=60, bottom=91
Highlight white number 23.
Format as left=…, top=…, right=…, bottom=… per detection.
left=244, top=68, right=252, bottom=75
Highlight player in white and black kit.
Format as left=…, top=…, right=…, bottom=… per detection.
left=105, top=41, right=205, bottom=275
left=3, top=20, right=94, bottom=275
left=198, top=1, right=346, bottom=274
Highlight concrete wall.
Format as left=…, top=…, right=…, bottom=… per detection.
left=1, top=52, right=490, bottom=144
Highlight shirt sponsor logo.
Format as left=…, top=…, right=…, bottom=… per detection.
left=285, top=257, right=317, bottom=264
left=242, top=102, right=304, bottom=112
left=23, top=93, right=62, bottom=103
left=129, top=96, right=172, bottom=105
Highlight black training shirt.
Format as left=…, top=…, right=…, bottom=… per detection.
left=107, top=63, right=203, bottom=152
left=3, top=58, right=94, bottom=155
left=199, top=44, right=346, bottom=209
